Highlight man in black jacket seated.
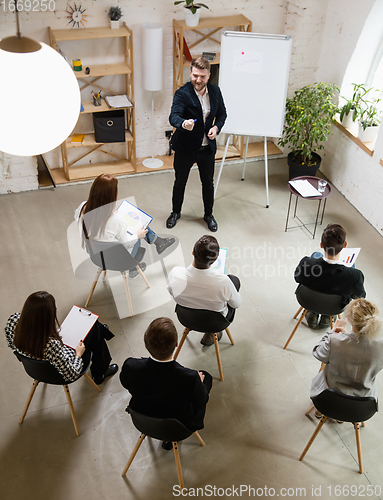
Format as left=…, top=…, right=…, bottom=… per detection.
left=120, top=317, right=212, bottom=449
left=294, top=223, right=366, bottom=328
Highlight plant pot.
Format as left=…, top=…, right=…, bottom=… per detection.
left=110, top=20, right=120, bottom=29
left=287, top=151, right=321, bottom=180
left=184, top=7, right=200, bottom=27
left=358, top=124, right=379, bottom=143
left=341, top=113, right=359, bottom=135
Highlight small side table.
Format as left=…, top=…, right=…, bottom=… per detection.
left=285, top=176, right=332, bottom=239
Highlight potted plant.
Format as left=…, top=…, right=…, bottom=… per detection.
left=108, top=6, right=122, bottom=29
left=174, top=0, right=209, bottom=27
left=339, top=83, right=371, bottom=130
left=279, top=82, right=339, bottom=180
left=358, top=95, right=382, bottom=143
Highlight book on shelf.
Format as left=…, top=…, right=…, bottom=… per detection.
left=202, top=52, right=216, bottom=62
left=71, top=134, right=85, bottom=143
left=105, top=95, right=133, bottom=109
left=183, top=37, right=193, bottom=62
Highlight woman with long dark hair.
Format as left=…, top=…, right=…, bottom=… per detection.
left=75, top=174, right=174, bottom=276
left=311, top=298, right=383, bottom=402
left=5, top=291, right=118, bottom=384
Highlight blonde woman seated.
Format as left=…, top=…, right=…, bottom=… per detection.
left=75, top=174, right=175, bottom=278
left=311, top=298, right=383, bottom=411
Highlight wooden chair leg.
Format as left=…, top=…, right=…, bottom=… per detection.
left=172, top=442, right=185, bottom=491
left=305, top=404, right=315, bottom=416
left=299, top=416, right=327, bottom=461
left=83, top=372, right=102, bottom=393
left=19, top=380, right=39, bottom=424
left=225, top=327, right=235, bottom=345
left=122, top=271, right=134, bottom=317
left=213, top=332, right=224, bottom=381
left=85, top=267, right=102, bottom=308
left=122, top=433, right=146, bottom=476
left=102, top=270, right=107, bottom=280
left=173, top=329, right=189, bottom=361
left=330, top=316, right=334, bottom=329
left=361, top=421, right=365, bottom=428
left=63, top=385, right=80, bottom=436
left=194, top=431, right=205, bottom=446
left=136, top=265, right=151, bottom=288
left=284, top=309, right=307, bottom=349
left=354, top=423, right=363, bottom=473
left=294, top=306, right=304, bottom=319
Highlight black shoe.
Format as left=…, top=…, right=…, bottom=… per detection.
left=129, top=262, right=146, bottom=279
left=166, top=212, right=180, bottom=229
left=305, top=311, right=319, bottom=328
left=162, top=441, right=173, bottom=450
left=93, top=363, right=119, bottom=385
left=204, top=214, right=218, bottom=232
left=319, top=315, right=331, bottom=328
left=200, top=331, right=222, bottom=347
left=156, top=237, right=175, bottom=255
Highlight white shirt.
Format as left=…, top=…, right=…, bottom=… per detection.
left=74, top=201, right=138, bottom=251
left=195, top=87, right=210, bottom=146
left=167, top=264, right=241, bottom=317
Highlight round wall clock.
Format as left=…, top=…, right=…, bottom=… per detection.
left=67, top=4, right=88, bottom=28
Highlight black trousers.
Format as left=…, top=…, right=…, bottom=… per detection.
left=172, top=147, right=215, bottom=215
left=226, top=275, right=241, bottom=323
left=83, top=321, right=113, bottom=378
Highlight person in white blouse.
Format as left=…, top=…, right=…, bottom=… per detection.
left=167, top=235, right=241, bottom=346
left=75, top=174, right=175, bottom=277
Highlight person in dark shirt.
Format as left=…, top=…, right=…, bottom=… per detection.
left=120, top=317, right=212, bottom=448
left=294, top=223, right=366, bottom=327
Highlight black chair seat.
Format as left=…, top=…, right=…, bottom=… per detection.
left=300, top=388, right=378, bottom=473
left=122, top=406, right=205, bottom=490
left=14, top=350, right=100, bottom=436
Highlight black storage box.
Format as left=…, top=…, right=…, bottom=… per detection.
left=93, top=110, right=125, bottom=143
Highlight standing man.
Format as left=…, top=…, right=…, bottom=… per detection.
left=166, top=57, right=227, bottom=232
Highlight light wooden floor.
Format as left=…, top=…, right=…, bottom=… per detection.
left=1, top=157, right=383, bottom=500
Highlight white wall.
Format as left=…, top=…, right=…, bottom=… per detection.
left=1, top=0, right=382, bottom=239
left=317, top=0, right=383, bottom=236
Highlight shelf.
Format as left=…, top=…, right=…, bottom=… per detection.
left=49, top=25, right=131, bottom=42
left=182, top=53, right=220, bottom=67
left=81, top=99, right=133, bottom=114
left=66, top=131, right=133, bottom=148
left=173, top=14, right=252, bottom=31
left=67, top=160, right=135, bottom=181
left=48, top=23, right=136, bottom=181
left=74, top=62, right=131, bottom=79
left=335, top=121, right=374, bottom=156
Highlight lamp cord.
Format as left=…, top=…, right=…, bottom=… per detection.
left=14, top=0, right=21, bottom=38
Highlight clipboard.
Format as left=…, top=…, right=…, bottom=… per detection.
left=116, top=200, right=153, bottom=235
left=211, top=248, right=227, bottom=274
left=59, top=305, right=99, bottom=349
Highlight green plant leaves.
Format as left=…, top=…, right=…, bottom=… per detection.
left=279, top=82, right=339, bottom=164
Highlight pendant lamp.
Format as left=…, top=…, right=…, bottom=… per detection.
left=0, top=3, right=80, bottom=156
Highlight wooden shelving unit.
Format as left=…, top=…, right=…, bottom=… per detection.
left=173, top=14, right=252, bottom=92
left=48, top=24, right=136, bottom=183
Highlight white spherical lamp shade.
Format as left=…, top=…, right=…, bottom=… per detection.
left=0, top=42, right=81, bottom=156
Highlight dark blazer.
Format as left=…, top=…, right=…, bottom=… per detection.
left=294, top=257, right=366, bottom=307
left=119, top=357, right=209, bottom=431
left=169, top=82, right=227, bottom=157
